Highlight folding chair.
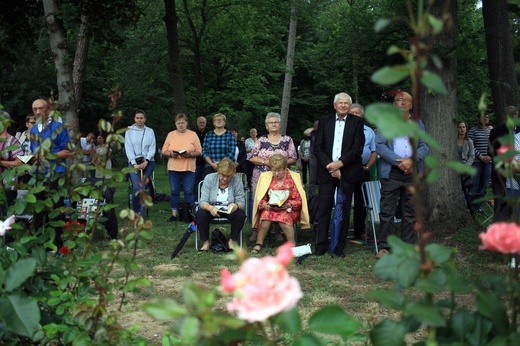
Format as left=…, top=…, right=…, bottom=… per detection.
left=362, top=180, right=404, bottom=254
left=362, top=181, right=382, bottom=254
left=194, top=172, right=247, bottom=249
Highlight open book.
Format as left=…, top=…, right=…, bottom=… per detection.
left=268, top=189, right=289, bottom=207
left=216, top=206, right=232, bottom=214
left=173, top=149, right=186, bottom=155
left=17, top=155, right=34, bottom=164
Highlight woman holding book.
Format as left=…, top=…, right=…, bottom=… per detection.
left=196, top=158, right=246, bottom=251
left=0, top=111, right=24, bottom=208
left=162, top=113, right=202, bottom=222
left=251, top=154, right=310, bottom=253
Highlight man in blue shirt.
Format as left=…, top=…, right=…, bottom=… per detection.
left=30, top=98, right=72, bottom=248
left=350, top=104, right=377, bottom=240
left=30, top=99, right=71, bottom=174
left=375, top=91, right=429, bottom=259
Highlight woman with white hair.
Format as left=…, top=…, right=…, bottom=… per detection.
left=248, top=112, right=297, bottom=241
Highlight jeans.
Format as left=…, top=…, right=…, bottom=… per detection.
left=471, top=159, right=492, bottom=199
left=129, top=161, right=155, bottom=215
left=168, top=170, right=195, bottom=210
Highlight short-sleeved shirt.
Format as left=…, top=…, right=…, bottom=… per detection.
left=250, top=135, right=297, bottom=184
left=362, top=125, right=376, bottom=164
left=30, top=120, right=70, bottom=174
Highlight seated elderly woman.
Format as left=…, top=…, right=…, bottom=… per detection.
left=196, top=158, right=246, bottom=251
left=251, top=154, right=310, bottom=253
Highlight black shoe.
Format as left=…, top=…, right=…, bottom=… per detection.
left=333, top=250, right=345, bottom=258
left=168, top=215, right=178, bottom=222
left=314, top=248, right=327, bottom=256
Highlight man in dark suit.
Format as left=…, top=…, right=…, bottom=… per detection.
left=313, top=92, right=365, bottom=257
left=489, top=106, right=519, bottom=221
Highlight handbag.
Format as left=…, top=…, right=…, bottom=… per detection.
left=210, top=228, right=230, bottom=253
left=177, top=203, right=192, bottom=222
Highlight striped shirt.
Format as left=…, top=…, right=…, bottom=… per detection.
left=468, top=126, right=490, bottom=159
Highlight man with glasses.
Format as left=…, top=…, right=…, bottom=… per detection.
left=313, top=92, right=365, bottom=257
left=375, top=91, right=429, bottom=259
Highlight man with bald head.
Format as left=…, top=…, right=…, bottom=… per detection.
left=30, top=99, right=71, bottom=172
left=30, top=98, right=72, bottom=248
left=313, top=92, right=365, bottom=257
left=375, top=91, right=429, bottom=259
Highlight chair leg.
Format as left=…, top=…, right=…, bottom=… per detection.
left=372, top=223, right=378, bottom=254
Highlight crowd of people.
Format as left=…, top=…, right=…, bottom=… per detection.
left=8, top=91, right=511, bottom=259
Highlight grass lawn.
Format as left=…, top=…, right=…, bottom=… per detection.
left=104, top=162, right=506, bottom=344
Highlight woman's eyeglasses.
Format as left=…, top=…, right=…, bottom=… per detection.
left=267, top=122, right=280, bottom=125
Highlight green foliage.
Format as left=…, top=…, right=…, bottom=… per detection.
left=0, top=102, right=148, bottom=344
left=367, top=236, right=520, bottom=345
left=143, top=269, right=362, bottom=345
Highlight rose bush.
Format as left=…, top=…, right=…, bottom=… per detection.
left=144, top=243, right=361, bottom=345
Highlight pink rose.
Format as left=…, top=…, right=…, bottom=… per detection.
left=276, top=242, right=294, bottom=266
left=497, top=145, right=516, bottom=162
left=220, top=243, right=303, bottom=322
left=221, top=269, right=236, bottom=293
left=479, top=222, right=520, bottom=255
left=0, top=215, right=15, bottom=237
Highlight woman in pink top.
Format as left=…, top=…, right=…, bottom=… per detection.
left=162, top=114, right=202, bottom=221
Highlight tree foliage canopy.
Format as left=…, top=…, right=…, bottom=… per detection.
left=0, top=0, right=514, bottom=143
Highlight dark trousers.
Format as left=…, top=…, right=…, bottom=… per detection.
left=301, top=159, right=309, bottom=185
left=353, top=171, right=370, bottom=238
left=196, top=208, right=246, bottom=242
left=194, top=165, right=205, bottom=199
left=201, top=166, right=216, bottom=182
left=308, top=154, right=318, bottom=198
left=379, top=168, right=415, bottom=250
left=315, top=179, right=356, bottom=253
left=492, top=176, right=510, bottom=222
left=244, top=160, right=254, bottom=190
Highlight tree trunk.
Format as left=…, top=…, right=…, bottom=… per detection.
left=163, top=0, right=187, bottom=114
left=422, top=1, right=470, bottom=226
left=280, top=0, right=297, bottom=136
left=73, top=12, right=90, bottom=112
left=42, top=0, right=78, bottom=137
left=482, top=0, right=520, bottom=125
left=182, top=0, right=207, bottom=117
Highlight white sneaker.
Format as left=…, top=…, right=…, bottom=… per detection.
left=6, top=246, right=14, bottom=251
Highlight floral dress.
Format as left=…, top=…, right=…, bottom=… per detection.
left=258, top=170, right=302, bottom=227
left=251, top=135, right=297, bottom=185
